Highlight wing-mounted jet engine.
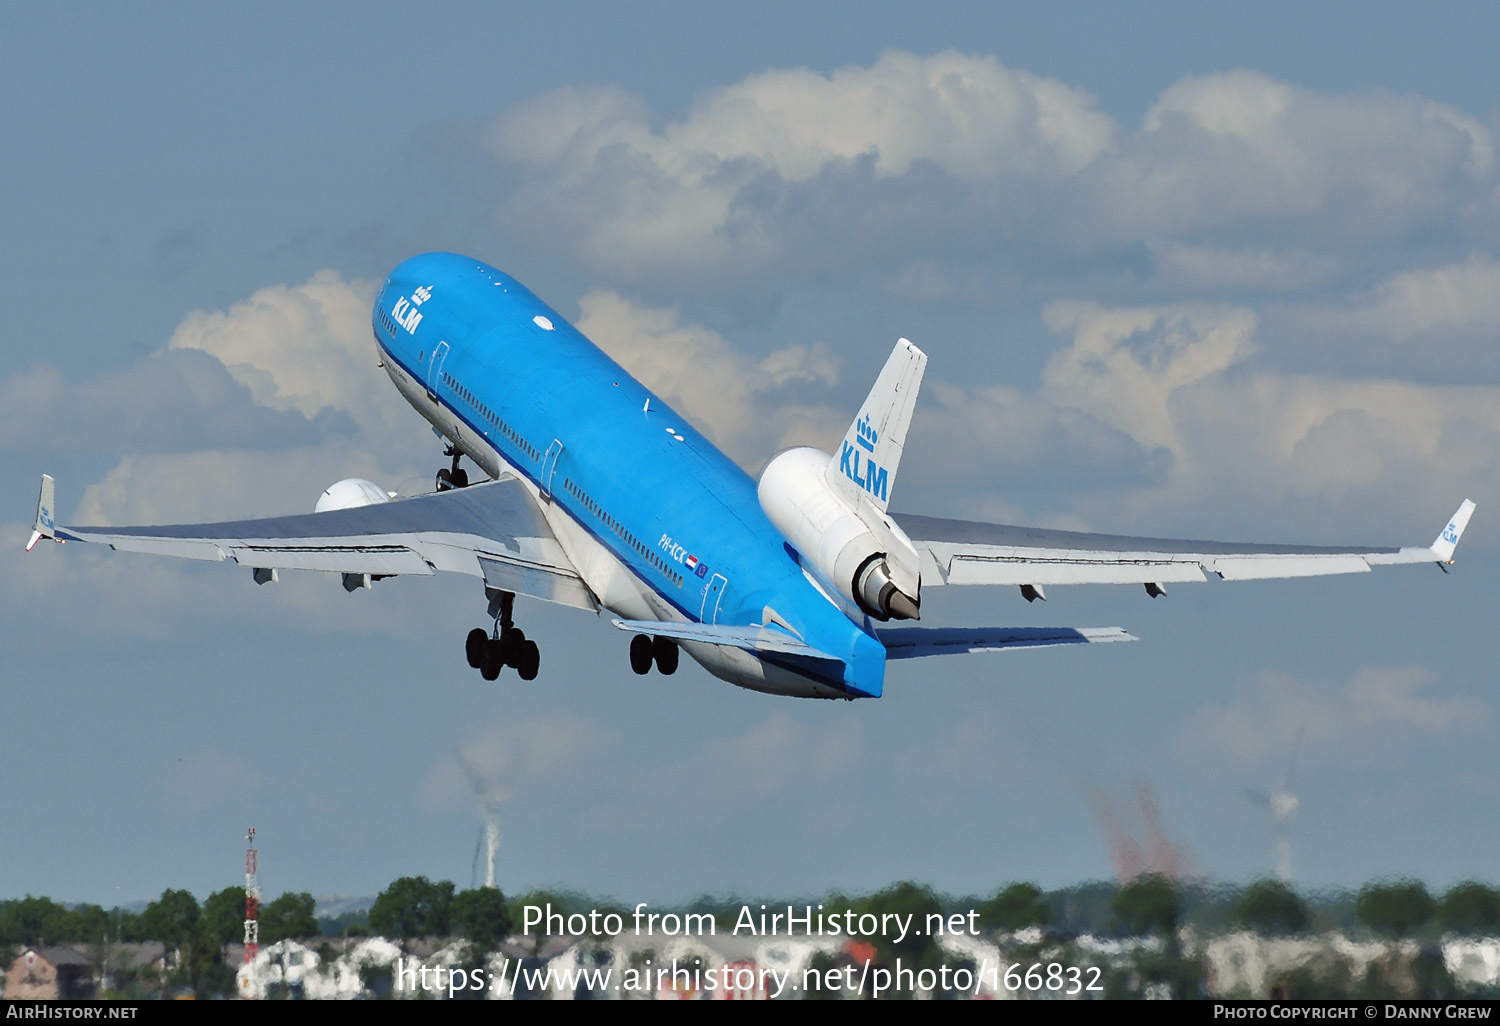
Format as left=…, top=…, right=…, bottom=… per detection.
left=758, top=339, right=927, bottom=622
left=315, top=478, right=395, bottom=512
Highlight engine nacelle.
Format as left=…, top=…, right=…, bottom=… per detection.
left=315, top=478, right=394, bottom=513
left=758, top=447, right=920, bottom=621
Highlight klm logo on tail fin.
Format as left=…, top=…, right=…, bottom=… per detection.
left=828, top=339, right=927, bottom=513
left=840, top=430, right=889, bottom=502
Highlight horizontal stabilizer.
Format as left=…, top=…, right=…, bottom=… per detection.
left=877, top=625, right=1137, bottom=659
left=610, top=619, right=845, bottom=663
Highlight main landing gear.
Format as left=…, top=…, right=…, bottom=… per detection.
left=629, top=634, right=678, bottom=676
left=466, top=591, right=540, bottom=681
left=436, top=446, right=469, bottom=492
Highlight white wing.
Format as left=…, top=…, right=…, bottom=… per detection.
left=896, top=500, right=1475, bottom=590
left=29, top=475, right=597, bottom=610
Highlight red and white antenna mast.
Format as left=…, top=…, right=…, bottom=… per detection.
left=244, top=827, right=260, bottom=977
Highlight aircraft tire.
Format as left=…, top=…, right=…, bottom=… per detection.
left=481, top=638, right=505, bottom=680
left=629, top=634, right=653, bottom=675
left=436, top=467, right=452, bottom=492
left=518, top=640, right=540, bottom=681
left=653, top=636, right=679, bottom=675
left=451, top=467, right=469, bottom=488
left=465, top=628, right=489, bottom=668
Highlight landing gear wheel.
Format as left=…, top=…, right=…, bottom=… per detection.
left=436, top=467, right=453, bottom=492
left=518, top=639, right=540, bottom=681
left=653, top=636, right=679, bottom=675
left=451, top=467, right=469, bottom=489
left=481, top=638, right=505, bottom=680
left=629, top=634, right=653, bottom=675
left=465, top=628, right=489, bottom=669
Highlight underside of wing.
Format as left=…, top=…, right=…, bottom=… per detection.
left=894, top=500, right=1475, bottom=589
left=37, top=476, right=597, bottom=611
left=878, top=625, right=1137, bottom=658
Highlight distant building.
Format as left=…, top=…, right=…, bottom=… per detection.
left=5, top=947, right=97, bottom=1000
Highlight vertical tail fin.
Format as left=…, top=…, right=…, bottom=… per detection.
left=26, top=474, right=57, bottom=551
left=1430, top=498, right=1476, bottom=563
left=828, top=338, right=927, bottom=513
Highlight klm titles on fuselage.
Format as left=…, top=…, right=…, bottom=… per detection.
left=840, top=412, right=888, bottom=502
left=390, top=285, right=432, bottom=335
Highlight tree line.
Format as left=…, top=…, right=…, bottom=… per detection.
left=4, top=875, right=1500, bottom=999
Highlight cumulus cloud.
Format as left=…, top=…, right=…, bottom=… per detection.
left=486, top=50, right=1117, bottom=299
left=41, top=270, right=435, bottom=527
left=572, top=290, right=1169, bottom=511
left=1028, top=300, right=1499, bottom=539
left=1266, top=256, right=1500, bottom=383
left=7, top=270, right=442, bottom=637
left=480, top=52, right=1500, bottom=305
left=574, top=290, right=843, bottom=466
left=166, top=270, right=402, bottom=440
left=1091, top=70, right=1495, bottom=250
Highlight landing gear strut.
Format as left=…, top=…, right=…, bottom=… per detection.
left=465, top=590, right=540, bottom=681
left=436, top=446, right=469, bottom=492
left=630, top=634, right=678, bottom=675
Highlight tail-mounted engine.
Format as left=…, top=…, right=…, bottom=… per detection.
left=758, top=446, right=921, bottom=621
left=758, top=337, right=928, bottom=622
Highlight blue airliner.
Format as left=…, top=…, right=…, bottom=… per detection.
left=27, top=253, right=1476, bottom=699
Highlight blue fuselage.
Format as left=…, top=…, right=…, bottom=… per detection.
left=371, top=253, right=886, bottom=698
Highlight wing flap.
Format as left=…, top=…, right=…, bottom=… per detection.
left=1206, top=554, right=1371, bottom=580
left=945, top=553, right=1208, bottom=586
left=481, top=555, right=597, bottom=611
left=226, top=543, right=434, bottom=576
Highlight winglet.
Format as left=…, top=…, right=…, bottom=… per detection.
left=827, top=338, right=927, bottom=512
left=25, top=475, right=58, bottom=551
left=1430, top=499, right=1476, bottom=563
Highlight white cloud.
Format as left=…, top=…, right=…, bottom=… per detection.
left=49, top=270, right=433, bottom=527
left=1040, top=301, right=1258, bottom=456
left=486, top=50, right=1117, bottom=294
left=1030, top=300, right=1500, bottom=538
left=573, top=290, right=1168, bottom=508
left=166, top=271, right=401, bottom=438
left=480, top=53, right=1500, bottom=304
left=7, top=271, right=442, bottom=639
left=574, top=289, right=845, bottom=467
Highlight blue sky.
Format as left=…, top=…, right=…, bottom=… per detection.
left=3, top=3, right=1499, bottom=908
